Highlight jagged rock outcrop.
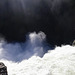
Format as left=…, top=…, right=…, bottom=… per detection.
left=0, top=62, right=8, bottom=75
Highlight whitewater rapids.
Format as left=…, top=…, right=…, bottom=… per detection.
left=0, top=45, right=75, bottom=75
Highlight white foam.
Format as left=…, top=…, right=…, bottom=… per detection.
left=0, top=45, right=75, bottom=75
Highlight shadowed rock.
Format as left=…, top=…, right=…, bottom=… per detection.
left=0, top=62, right=8, bottom=75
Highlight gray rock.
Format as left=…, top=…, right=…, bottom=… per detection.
left=0, top=62, right=8, bottom=75
left=72, top=40, right=75, bottom=46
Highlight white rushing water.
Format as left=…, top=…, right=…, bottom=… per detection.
left=0, top=45, right=75, bottom=75
left=0, top=32, right=75, bottom=75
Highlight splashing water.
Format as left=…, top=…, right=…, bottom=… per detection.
left=0, top=32, right=50, bottom=61
left=0, top=45, right=75, bottom=75
left=0, top=32, right=75, bottom=75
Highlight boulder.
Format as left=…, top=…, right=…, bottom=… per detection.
left=0, top=62, right=8, bottom=75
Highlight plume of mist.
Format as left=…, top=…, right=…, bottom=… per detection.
left=0, top=32, right=50, bottom=61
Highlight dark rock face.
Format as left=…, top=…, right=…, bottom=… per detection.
left=0, top=62, right=8, bottom=75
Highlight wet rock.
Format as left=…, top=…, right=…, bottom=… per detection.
left=0, top=62, right=8, bottom=75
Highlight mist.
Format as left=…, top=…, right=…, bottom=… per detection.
left=0, top=0, right=75, bottom=74
left=0, top=0, right=75, bottom=45
left=0, top=32, right=51, bottom=61
left=0, top=32, right=74, bottom=75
